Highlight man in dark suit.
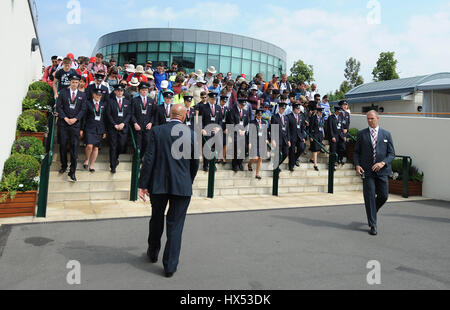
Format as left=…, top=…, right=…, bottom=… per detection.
left=354, top=110, right=395, bottom=236
left=327, top=106, right=346, bottom=166
left=271, top=102, right=291, bottom=171
left=106, top=84, right=131, bottom=173
left=138, top=104, right=199, bottom=278
left=227, top=98, right=251, bottom=172
left=86, top=72, right=109, bottom=101
left=131, top=83, right=154, bottom=158
left=152, top=90, right=173, bottom=126
left=287, top=103, right=306, bottom=171
left=200, top=92, right=223, bottom=171
left=183, top=95, right=195, bottom=130
left=56, top=74, right=87, bottom=182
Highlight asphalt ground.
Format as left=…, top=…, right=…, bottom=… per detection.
left=0, top=199, right=448, bottom=290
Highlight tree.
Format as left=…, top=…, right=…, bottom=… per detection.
left=372, top=51, right=400, bottom=82
left=288, top=60, right=314, bottom=84
left=344, top=57, right=364, bottom=88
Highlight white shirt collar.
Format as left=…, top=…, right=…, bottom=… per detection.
left=116, top=96, right=123, bottom=102
left=370, top=126, right=379, bottom=133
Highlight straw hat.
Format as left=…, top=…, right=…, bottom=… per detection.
left=135, top=65, right=145, bottom=74
left=129, top=77, right=140, bottom=87
left=126, top=64, right=136, bottom=73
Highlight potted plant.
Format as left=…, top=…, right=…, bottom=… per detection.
left=28, top=81, right=53, bottom=98
left=346, top=128, right=359, bottom=164
left=0, top=154, right=40, bottom=218
left=16, top=109, right=48, bottom=143
left=23, top=90, right=51, bottom=116
left=11, top=136, right=46, bottom=163
left=389, top=159, right=423, bottom=196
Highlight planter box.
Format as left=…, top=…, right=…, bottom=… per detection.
left=17, top=131, right=46, bottom=143
left=389, top=179, right=422, bottom=196
left=0, top=190, right=37, bottom=218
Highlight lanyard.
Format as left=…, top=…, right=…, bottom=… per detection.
left=93, top=104, right=102, bottom=117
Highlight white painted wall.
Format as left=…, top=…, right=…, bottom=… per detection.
left=0, top=0, right=43, bottom=176
left=351, top=114, right=450, bottom=201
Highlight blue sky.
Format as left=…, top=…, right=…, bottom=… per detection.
left=36, top=0, right=450, bottom=94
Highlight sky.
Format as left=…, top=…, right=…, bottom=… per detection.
left=35, top=0, right=450, bottom=94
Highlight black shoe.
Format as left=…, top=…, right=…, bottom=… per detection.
left=89, top=168, right=95, bottom=173
left=309, top=160, right=314, bottom=164
left=203, top=166, right=208, bottom=172
left=248, top=164, right=253, bottom=172
left=255, top=175, right=262, bottom=180
left=147, top=248, right=158, bottom=263
left=295, top=160, right=300, bottom=167
left=83, top=164, right=88, bottom=170
left=289, top=167, right=294, bottom=172
left=239, top=164, right=244, bottom=171
left=232, top=166, right=238, bottom=173
left=164, top=268, right=177, bottom=278
left=68, top=173, right=77, bottom=182
left=111, top=168, right=116, bottom=174
left=314, top=166, right=319, bottom=171
left=59, top=168, right=67, bottom=174
left=369, top=227, right=377, bottom=236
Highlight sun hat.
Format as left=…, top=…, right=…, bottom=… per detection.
left=129, top=77, right=140, bottom=87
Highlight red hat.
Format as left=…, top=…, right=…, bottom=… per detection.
left=241, top=74, right=246, bottom=79
left=90, top=57, right=96, bottom=63
left=67, top=53, right=75, bottom=60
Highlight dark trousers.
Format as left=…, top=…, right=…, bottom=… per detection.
left=362, top=175, right=389, bottom=228
left=231, top=133, right=248, bottom=170
left=148, top=194, right=191, bottom=273
left=58, top=125, right=80, bottom=174
left=329, top=136, right=346, bottom=161
left=135, top=129, right=150, bottom=159
left=108, top=128, right=128, bottom=169
left=275, top=140, right=289, bottom=170
left=289, top=139, right=306, bottom=170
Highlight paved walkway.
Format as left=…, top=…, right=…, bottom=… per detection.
left=0, top=192, right=428, bottom=225
left=0, top=199, right=448, bottom=289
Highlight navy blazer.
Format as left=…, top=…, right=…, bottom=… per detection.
left=353, top=127, right=395, bottom=177
left=228, top=104, right=250, bottom=127
left=327, top=113, right=345, bottom=140
left=287, top=112, right=306, bottom=143
left=81, top=100, right=107, bottom=135
left=271, top=113, right=290, bottom=145
left=86, top=83, right=109, bottom=102
left=152, top=103, right=172, bottom=127
left=184, top=107, right=196, bottom=130
left=131, top=96, right=155, bottom=128
left=201, top=103, right=223, bottom=128
left=56, top=88, right=87, bottom=129
left=106, top=97, right=131, bottom=130
left=138, top=121, right=200, bottom=196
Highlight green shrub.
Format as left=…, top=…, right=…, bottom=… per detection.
left=348, top=128, right=359, bottom=137
left=17, top=109, right=47, bottom=132
left=11, top=136, right=45, bottom=162
left=1, top=154, right=40, bottom=201
left=25, top=90, right=51, bottom=110
left=28, top=81, right=53, bottom=96
left=391, top=158, right=423, bottom=182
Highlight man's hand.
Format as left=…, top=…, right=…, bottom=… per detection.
left=138, top=188, right=149, bottom=202
left=118, top=123, right=125, bottom=131
left=54, top=93, right=59, bottom=100
left=332, top=137, right=336, bottom=143
left=102, top=133, right=107, bottom=139
left=239, top=130, right=245, bottom=136
left=356, top=165, right=364, bottom=176
left=372, top=162, right=386, bottom=172
left=201, top=129, right=207, bottom=136
left=64, top=117, right=71, bottom=125
left=146, top=123, right=152, bottom=131
left=134, top=123, right=141, bottom=131
left=80, top=130, right=83, bottom=138
left=288, top=141, right=291, bottom=147
left=115, top=124, right=120, bottom=130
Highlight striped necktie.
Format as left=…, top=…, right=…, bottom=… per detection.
left=371, top=128, right=378, bottom=163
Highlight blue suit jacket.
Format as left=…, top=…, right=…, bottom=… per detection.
left=353, top=127, right=395, bottom=177
left=138, top=121, right=199, bottom=196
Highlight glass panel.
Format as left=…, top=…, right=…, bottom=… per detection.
left=170, top=53, right=183, bottom=66
left=112, top=44, right=119, bottom=54
left=182, top=53, right=195, bottom=72
left=171, top=42, right=183, bottom=52
left=208, top=44, right=220, bottom=55
left=159, top=42, right=170, bottom=52
left=137, top=42, right=147, bottom=52
left=106, top=45, right=112, bottom=55
left=260, top=63, right=267, bottom=80
left=195, top=54, right=207, bottom=71
left=110, top=54, right=119, bottom=62
left=147, top=52, right=158, bottom=63
left=252, top=51, right=260, bottom=62
left=137, top=53, right=147, bottom=65
left=159, top=53, right=170, bottom=68
left=184, top=42, right=196, bottom=53
left=251, top=62, right=260, bottom=78
left=119, top=54, right=126, bottom=66
left=232, top=47, right=242, bottom=58
left=261, top=53, right=268, bottom=64
left=220, top=56, right=231, bottom=75
left=148, top=42, right=158, bottom=52
left=231, top=58, right=242, bottom=76
left=128, top=43, right=137, bottom=53
left=243, top=49, right=251, bottom=60
left=268, top=55, right=274, bottom=66
left=207, top=55, right=220, bottom=72
left=274, top=57, right=279, bottom=68
left=196, top=43, right=208, bottom=54
left=220, top=45, right=231, bottom=57
left=242, top=60, right=251, bottom=77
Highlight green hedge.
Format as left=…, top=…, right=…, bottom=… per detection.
left=17, top=109, right=47, bottom=133
left=24, top=90, right=51, bottom=110
left=391, top=158, right=424, bottom=182
left=11, top=136, right=45, bottom=163
left=28, top=81, right=53, bottom=97
left=1, top=154, right=40, bottom=201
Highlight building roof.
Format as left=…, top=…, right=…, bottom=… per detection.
left=346, top=72, right=450, bottom=104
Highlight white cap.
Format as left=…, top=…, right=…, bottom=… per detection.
left=161, top=80, right=169, bottom=89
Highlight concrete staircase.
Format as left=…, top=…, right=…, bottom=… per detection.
left=48, top=142, right=362, bottom=203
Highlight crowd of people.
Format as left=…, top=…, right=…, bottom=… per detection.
left=42, top=52, right=351, bottom=182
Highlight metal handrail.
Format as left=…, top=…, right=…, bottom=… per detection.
left=36, top=111, right=56, bottom=217
left=202, top=135, right=217, bottom=199
left=304, top=131, right=338, bottom=194
left=394, top=155, right=412, bottom=198
left=129, top=128, right=141, bottom=201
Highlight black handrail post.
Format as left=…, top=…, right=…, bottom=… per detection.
left=272, top=151, right=281, bottom=196
left=328, top=152, right=337, bottom=194
left=402, top=156, right=409, bottom=198
left=207, top=155, right=216, bottom=199
left=129, top=129, right=140, bottom=201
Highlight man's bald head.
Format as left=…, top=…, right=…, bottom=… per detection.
left=170, top=104, right=187, bottom=123
left=366, top=110, right=380, bottom=128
